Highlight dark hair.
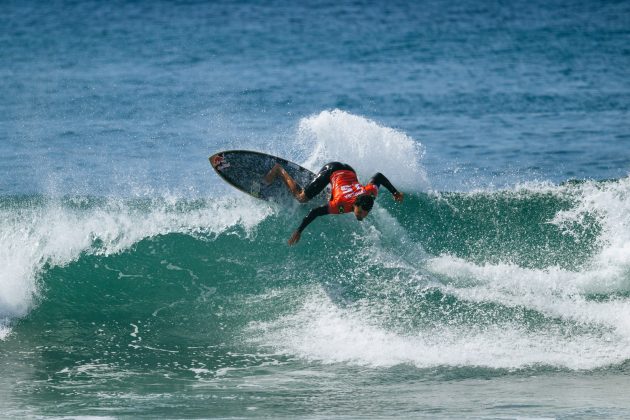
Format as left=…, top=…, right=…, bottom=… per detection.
left=354, top=194, right=374, bottom=212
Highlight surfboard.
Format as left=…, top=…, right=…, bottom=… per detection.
left=209, top=150, right=319, bottom=202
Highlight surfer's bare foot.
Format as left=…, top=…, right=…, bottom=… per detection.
left=264, top=163, right=282, bottom=185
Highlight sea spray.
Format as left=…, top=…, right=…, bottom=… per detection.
left=294, top=110, right=428, bottom=192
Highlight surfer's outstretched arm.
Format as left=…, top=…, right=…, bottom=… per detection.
left=289, top=205, right=329, bottom=245
left=265, top=163, right=309, bottom=203
left=369, top=172, right=404, bottom=202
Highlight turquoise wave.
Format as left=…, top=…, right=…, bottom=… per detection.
left=2, top=177, right=630, bottom=372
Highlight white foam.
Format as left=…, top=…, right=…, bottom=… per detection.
left=0, top=195, right=272, bottom=335
left=295, top=109, right=428, bottom=192
left=427, top=255, right=630, bottom=335
left=0, top=321, right=11, bottom=340
left=248, top=288, right=629, bottom=370
left=551, top=177, right=630, bottom=273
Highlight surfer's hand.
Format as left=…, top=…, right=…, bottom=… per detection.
left=393, top=191, right=404, bottom=202
left=288, top=231, right=301, bottom=246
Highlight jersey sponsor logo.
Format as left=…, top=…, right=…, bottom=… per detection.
left=339, top=183, right=365, bottom=199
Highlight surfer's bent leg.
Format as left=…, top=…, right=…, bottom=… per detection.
left=303, top=162, right=353, bottom=200
left=266, top=161, right=353, bottom=203
left=264, top=163, right=309, bottom=202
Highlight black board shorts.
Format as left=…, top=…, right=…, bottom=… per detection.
left=304, top=162, right=355, bottom=200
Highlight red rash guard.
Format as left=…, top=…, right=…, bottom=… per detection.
left=327, top=170, right=378, bottom=214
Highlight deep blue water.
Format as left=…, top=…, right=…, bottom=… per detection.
left=1, top=0, right=630, bottom=418
left=3, top=0, right=629, bottom=195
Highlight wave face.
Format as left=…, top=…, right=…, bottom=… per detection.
left=1, top=110, right=629, bottom=418
left=2, top=175, right=630, bottom=374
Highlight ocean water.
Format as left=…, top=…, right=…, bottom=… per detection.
left=1, top=0, right=630, bottom=418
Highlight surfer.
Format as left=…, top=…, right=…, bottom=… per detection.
left=264, top=162, right=404, bottom=245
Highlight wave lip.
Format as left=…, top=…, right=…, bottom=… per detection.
left=551, top=177, right=630, bottom=275
left=0, top=195, right=272, bottom=335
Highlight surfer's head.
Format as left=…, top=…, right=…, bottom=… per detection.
left=353, top=194, right=374, bottom=221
